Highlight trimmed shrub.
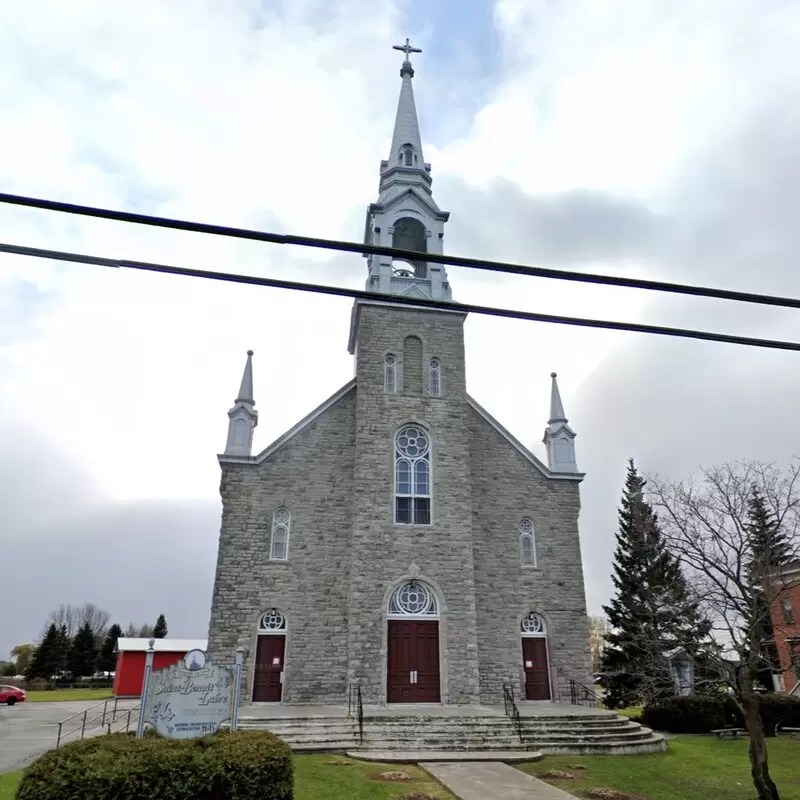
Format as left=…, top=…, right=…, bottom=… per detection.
left=642, top=692, right=800, bottom=736
left=16, top=729, right=293, bottom=800
left=641, top=694, right=740, bottom=733
left=756, top=693, right=800, bottom=736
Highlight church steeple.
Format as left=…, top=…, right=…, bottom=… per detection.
left=542, top=372, right=578, bottom=473
left=224, top=350, right=258, bottom=457
left=362, top=38, right=452, bottom=303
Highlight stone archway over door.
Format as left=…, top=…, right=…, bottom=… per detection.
left=387, top=581, right=441, bottom=703
left=520, top=612, right=551, bottom=700
left=253, top=609, right=286, bottom=702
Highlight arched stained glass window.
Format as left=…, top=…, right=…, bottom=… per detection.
left=395, top=426, right=431, bottom=525
left=385, top=354, right=396, bottom=393
left=429, top=358, right=441, bottom=397
left=519, top=518, right=536, bottom=567
left=270, top=508, right=290, bottom=561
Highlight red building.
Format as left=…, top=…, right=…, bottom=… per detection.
left=770, top=560, right=800, bottom=694
left=112, top=638, right=207, bottom=697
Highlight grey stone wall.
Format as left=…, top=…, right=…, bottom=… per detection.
left=347, top=301, right=481, bottom=705
left=468, top=406, right=593, bottom=704
left=206, top=388, right=357, bottom=703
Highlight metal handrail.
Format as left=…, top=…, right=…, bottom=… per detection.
left=347, top=684, right=364, bottom=744
left=569, top=679, right=603, bottom=707
left=106, top=705, right=140, bottom=735
left=56, top=697, right=124, bottom=748
left=502, top=683, right=523, bottom=742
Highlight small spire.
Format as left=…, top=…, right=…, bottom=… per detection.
left=224, top=350, right=258, bottom=457
left=542, top=371, right=578, bottom=473
left=548, top=372, right=568, bottom=424
left=236, top=350, right=255, bottom=404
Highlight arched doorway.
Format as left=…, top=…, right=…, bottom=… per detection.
left=520, top=612, right=551, bottom=700
left=252, top=608, right=287, bottom=702
left=387, top=581, right=441, bottom=703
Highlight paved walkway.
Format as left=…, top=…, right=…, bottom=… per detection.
left=426, top=761, right=578, bottom=799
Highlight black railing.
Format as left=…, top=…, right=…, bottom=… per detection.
left=56, top=697, right=128, bottom=747
left=347, top=684, right=364, bottom=744
left=569, top=679, right=603, bottom=707
left=502, top=683, right=523, bottom=742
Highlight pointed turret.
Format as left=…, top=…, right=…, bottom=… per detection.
left=224, top=350, right=258, bottom=457
left=359, top=38, right=452, bottom=306
left=542, top=372, right=578, bottom=473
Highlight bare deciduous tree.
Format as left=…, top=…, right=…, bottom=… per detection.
left=47, top=603, right=111, bottom=640
left=588, top=615, right=609, bottom=674
left=648, top=459, right=800, bottom=800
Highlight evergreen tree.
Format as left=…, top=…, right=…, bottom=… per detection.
left=53, top=625, right=70, bottom=677
left=153, top=614, right=168, bottom=639
left=744, top=488, right=793, bottom=687
left=25, top=624, right=59, bottom=680
left=68, top=622, right=97, bottom=678
left=98, top=624, right=123, bottom=673
left=601, top=460, right=711, bottom=708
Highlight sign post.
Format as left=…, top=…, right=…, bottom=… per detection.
left=136, top=638, right=156, bottom=739
left=231, top=645, right=244, bottom=732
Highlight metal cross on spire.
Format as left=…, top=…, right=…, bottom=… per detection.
left=393, top=37, right=422, bottom=61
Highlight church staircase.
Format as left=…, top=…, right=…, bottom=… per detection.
left=235, top=708, right=666, bottom=756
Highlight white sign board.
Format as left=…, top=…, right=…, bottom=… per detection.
left=143, top=650, right=234, bottom=739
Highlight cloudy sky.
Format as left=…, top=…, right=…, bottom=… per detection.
left=2, top=0, right=800, bottom=660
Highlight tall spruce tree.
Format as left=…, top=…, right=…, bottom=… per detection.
left=744, top=488, right=793, bottom=688
left=25, top=624, right=60, bottom=680
left=153, top=614, right=168, bottom=639
left=68, top=622, right=97, bottom=678
left=98, top=624, right=123, bottom=673
left=601, top=460, right=711, bottom=708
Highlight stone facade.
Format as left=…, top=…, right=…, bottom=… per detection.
left=206, top=44, right=593, bottom=707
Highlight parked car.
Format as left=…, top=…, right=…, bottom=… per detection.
left=0, top=685, right=26, bottom=705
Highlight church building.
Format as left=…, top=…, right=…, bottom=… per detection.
left=207, top=42, right=593, bottom=707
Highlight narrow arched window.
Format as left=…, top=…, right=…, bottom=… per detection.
left=519, top=518, right=536, bottom=567
left=428, top=358, right=441, bottom=397
left=385, top=354, right=396, bottom=393
left=270, top=508, right=290, bottom=561
left=395, top=426, right=431, bottom=525
left=403, top=336, right=423, bottom=394
left=404, top=148, right=413, bottom=166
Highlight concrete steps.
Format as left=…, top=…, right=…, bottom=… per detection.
left=236, top=710, right=667, bottom=755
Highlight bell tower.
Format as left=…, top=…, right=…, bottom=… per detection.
left=362, top=38, right=452, bottom=303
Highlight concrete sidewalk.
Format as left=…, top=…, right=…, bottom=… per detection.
left=425, top=761, right=578, bottom=800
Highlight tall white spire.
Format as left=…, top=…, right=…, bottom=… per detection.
left=361, top=38, right=452, bottom=303
left=224, top=350, right=258, bottom=457
left=388, top=39, right=426, bottom=171
left=542, top=372, right=578, bottom=473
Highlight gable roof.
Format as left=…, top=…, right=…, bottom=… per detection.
left=467, top=395, right=584, bottom=483
left=219, top=379, right=357, bottom=466
left=115, top=638, right=207, bottom=654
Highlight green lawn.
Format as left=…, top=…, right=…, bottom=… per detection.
left=0, top=755, right=453, bottom=800
left=0, top=773, right=19, bottom=800
left=25, top=688, right=113, bottom=702
left=523, top=735, right=800, bottom=800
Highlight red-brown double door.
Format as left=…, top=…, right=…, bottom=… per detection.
left=252, top=635, right=285, bottom=702
left=522, top=638, right=551, bottom=700
left=387, top=620, right=441, bottom=703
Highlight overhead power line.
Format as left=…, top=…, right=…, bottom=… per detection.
left=1, top=240, right=799, bottom=353
left=1, top=191, right=800, bottom=311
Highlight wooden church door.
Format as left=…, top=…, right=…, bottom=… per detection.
left=252, top=635, right=285, bottom=702
left=387, top=620, right=441, bottom=703
left=522, top=638, right=551, bottom=700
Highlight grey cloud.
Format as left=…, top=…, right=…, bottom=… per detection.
left=573, top=93, right=800, bottom=615
left=438, top=176, right=664, bottom=274
left=0, top=427, right=219, bottom=659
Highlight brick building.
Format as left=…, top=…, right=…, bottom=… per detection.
left=206, top=43, right=592, bottom=707
left=771, top=559, right=800, bottom=693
